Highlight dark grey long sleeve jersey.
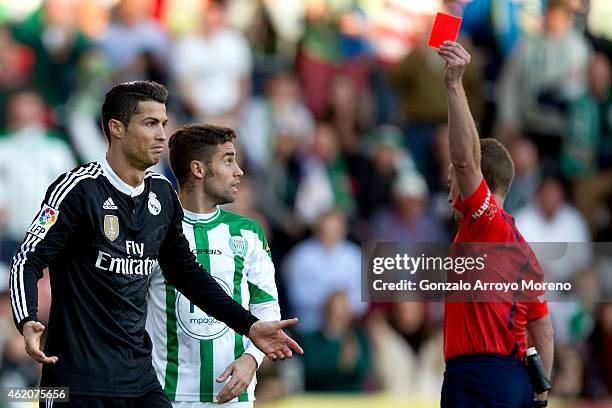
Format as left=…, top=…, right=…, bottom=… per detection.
left=9, top=159, right=258, bottom=396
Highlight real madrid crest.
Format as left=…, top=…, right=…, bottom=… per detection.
left=148, top=192, right=161, bottom=215
left=229, top=236, right=248, bottom=257
left=104, top=215, right=120, bottom=241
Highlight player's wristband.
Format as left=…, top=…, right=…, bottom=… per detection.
left=532, top=400, right=548, bottom=407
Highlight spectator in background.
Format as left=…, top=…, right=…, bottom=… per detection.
left=460, top=0, right=537, bottom=137
left=96, top=0, right=169, bottom=83
left=0, top=26, right=34, bottom=128
left=172, top=0, right=252, bottom=128
left=425, top=125, right=452, bottom=193
left=499, top=0, right=590, bottom=166
left=567, top=53, right=612, bottom=238
left=283, top=210, right=366, bottom=333
left=516, top=176, right=590, bottom=247
left=0, top=26, right=33, bottom=89
left=372, top=172, right=448, bottom=243
left=227, top=0, right=305, bottom=81
left=365, top=0, right=434, bottom=66
left=73, top=0, right=113, bottom=39
left=553, top=344, right=584, bottom=398
left=301, top=291, right=370, bottom=392
left=505, top=137, right=541, bottom=214
left=65, top=51, right=114, bottom=163
left=326, top=74, right=372, bottom=156
left=582, top=303, right=612, bottom=398
left=560, top=53, right=611, bottom=179
left=256, top=133, right=305, bottom=261
left=0, top=88, right=76, bottom=263
left=426, top=126, right=455, bottom=230
left=298, top=0, right=371, bottom=118
left=295, top=122, right=355, bottom=226
left=354, top=125, right=416, bottom=223
left=10, top=0, right=90, bottom=109
left=240, top=70, right=314, bottom=172
left=515, top=176, right=591, bottom=346
left=366, top=303, right=443, bottom=398
left=515, top=176, right=591, bottom=282
left=324, top=74, right=375, bottom=235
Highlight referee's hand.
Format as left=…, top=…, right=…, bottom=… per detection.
left=22, top=321, right=58, bottom=364
left=438, top=41, right=471, bottom=88
left=248, top=318, right=303, bottom=361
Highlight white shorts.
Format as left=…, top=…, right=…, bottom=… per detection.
left=172, top=402, right=253, bottom=408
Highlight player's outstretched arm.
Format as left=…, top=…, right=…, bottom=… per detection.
left=248, top=318, right=304, bottom=361
left=438, top=41, right=483, bottom=198
left=160, top=247, right=304, bottom=361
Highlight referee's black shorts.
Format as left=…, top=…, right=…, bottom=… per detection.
left=441, top=353, right=533, bottom=408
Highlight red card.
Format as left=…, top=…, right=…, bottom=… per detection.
left=428, top=12, right=462, bottom=49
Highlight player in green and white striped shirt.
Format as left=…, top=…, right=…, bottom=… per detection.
left=146, top=124, right=281, bottom=407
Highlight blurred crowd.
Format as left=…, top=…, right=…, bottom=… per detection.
left=0, top=0, right=611, bottom=405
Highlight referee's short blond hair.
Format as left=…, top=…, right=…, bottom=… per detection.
left=480, top=138, right=515, bottom=197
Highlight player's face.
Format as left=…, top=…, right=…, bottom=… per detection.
left=203, top=142, right=243, bottom=205
left=447, top=164, right=463, bottom=222
left=123, top=101, right=168, bottom=170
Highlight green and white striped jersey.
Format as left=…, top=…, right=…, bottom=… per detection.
left=146, top=207, right=280, bottom=402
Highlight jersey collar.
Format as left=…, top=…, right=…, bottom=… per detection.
left=98, top=157, right=145, bottom=197
left=183, top=207, right=221, bottom=224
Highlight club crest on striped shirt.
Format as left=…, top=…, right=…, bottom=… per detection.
left=229, top=236, right=248, bottom=257
left=103, top=215, right=120, bottom=241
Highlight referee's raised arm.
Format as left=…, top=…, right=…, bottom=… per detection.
left=439, top=41, right=483, bottom=199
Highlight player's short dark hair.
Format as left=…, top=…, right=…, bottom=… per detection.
left=480, top=138, right=515, bottom=197
left=168, top=124, right=237, bottom=188
left=101, top=81, right=169, bottom=144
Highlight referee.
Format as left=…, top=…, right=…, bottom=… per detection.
left=8, top=81, right=302, bottom=407
left=439, top=42, right=554, bottom=408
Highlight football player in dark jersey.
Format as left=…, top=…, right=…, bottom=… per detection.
left=10, top=81, right=302, bottom=407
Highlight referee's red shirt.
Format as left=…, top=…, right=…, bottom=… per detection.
left=444, top=179, right=548, bottom=361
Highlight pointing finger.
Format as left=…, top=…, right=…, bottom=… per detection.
left=276, top=318, right=298, bottom=329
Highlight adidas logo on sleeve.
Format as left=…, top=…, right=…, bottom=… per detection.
left=103, top=197, right=118, bottom=210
